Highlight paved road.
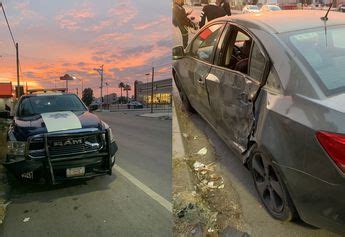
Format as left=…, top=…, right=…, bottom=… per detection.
left=0, top=111, right=172, bottom=237
left=173, top=92, right=341, bottom=237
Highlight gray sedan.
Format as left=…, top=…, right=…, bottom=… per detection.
left=173, top=10, right=345, bottom=234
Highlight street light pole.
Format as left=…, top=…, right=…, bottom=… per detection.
left=151, top=66, right=154, bottom=113
left=16, top=42, right=20, bottom=97
left=93, top=65, right=104, bottom=111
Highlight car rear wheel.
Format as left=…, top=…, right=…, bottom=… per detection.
left=250, top=149, right=297, bottom=221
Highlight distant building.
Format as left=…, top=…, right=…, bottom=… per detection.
left=0, top=82, right=13, bottom=111
left=134, top=78, right=172, bottom=105
left=103, top=93, right=118, bottom=105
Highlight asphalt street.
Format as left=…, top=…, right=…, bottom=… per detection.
left=0, top=111, right=172, bottom=237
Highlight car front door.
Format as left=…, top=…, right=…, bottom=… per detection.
left=184, top=23, right=225, bottom=120
left=206, top=24, right=270, bottom=153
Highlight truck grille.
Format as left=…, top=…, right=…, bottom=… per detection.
left=28, top=133, right=105, bottom=158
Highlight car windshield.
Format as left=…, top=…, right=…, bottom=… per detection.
left=249, top=5, right=258, bottom=9
left=285, top=26, right=345, bottom=96
left=17, top=94, right=87, bottom=117
left=269, top=6, right=281, bottom=10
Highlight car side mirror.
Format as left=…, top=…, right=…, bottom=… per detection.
left=172, top=46, right=185, bottom=60
left=0, top=111, right=13, bottom=119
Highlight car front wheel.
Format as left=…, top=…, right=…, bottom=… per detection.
left=250, top=149, right=297, bottom=221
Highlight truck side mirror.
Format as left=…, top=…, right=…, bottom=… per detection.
left=172, top=46, right=185, bottom=60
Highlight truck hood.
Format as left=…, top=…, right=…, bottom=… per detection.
left=12, top=111, right=104, bottom=141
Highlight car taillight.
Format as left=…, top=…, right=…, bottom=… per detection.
left=316, top=131, right=345, bottom=173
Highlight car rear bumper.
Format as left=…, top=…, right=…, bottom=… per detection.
left=279, top=165, right=345, bottom=234
left=3, top=141, right=118, bottom=184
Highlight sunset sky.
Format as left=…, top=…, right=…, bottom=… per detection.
left=0, top=0, right=171, bottom=97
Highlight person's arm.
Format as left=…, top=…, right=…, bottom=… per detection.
left=223, top=1, right=231, bottom=15
left=199, top=7, right=206, bottom=28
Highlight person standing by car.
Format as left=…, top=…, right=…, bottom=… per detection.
left=173, top=0, right=195, bottom=48
left=220, top=0, right=231, bottom=15
left=199, top=0, right=227, bottom=28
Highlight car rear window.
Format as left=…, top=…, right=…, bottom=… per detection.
left=286, top=26, right=345, bottom=96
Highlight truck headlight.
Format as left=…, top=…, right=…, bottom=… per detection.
left=7, top=141, right=26, bottom=155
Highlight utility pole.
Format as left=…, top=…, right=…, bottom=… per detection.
left=1, top=2, right=21, bottom=97
left=100, top=65, right=104, bottom=104
left=16, top=42, right=20, bottom=97
left=151, top=66, right=154, bottom=113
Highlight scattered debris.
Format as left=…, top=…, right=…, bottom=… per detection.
left=23, top=217, right=30, bottom=223
left=193, top=161, right=206, bottom=171
left=176, top=202, right=195, bottom=218
left=183, top=133, right=189, bottom=138
left=193, top=136, right=198, bottom=140
left=197, top=147, right=208, bottom=156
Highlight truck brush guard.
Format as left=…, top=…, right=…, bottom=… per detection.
left=26, top=128, right=114, bottom=184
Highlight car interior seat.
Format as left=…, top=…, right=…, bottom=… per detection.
left=234, top=40, right=252, bottom=74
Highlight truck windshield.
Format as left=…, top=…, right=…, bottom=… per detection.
left=285, top=26, right=345, bottom=96
left=17, top=94, right=87, bottom=117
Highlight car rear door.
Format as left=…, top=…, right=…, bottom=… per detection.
left=206, top=24, right=270, bottom=153
left=183, top=23, right=225, bottom=120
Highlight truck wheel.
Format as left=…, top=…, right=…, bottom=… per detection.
left=250, top=148, right=297, bottom=221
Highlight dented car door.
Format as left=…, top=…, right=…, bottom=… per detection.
left=186, top=23, right=225, bottom=119
left=206, top=25, right=269, bottom=153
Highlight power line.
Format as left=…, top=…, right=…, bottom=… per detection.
left=0, top=2, right=16, bottom=47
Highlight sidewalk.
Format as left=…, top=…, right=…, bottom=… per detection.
left=139, top=112, right=172, bottom=119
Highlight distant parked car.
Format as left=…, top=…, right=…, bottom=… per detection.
left=337, top=3, right=345, bottom=12
left=242, top=5, right=260, bottom=13
left=127, top=101, right=144, bottom=109
left=260, top=4, right=282, bottom=12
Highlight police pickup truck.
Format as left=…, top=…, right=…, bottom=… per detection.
left=1, top=91, right=118, bottom=184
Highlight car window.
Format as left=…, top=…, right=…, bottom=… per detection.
left=265, top=67, right=282, bottom=93
left=218, top=27, right=252, bottom=74
left=286, top=26, right=345, bottom=95
left=190, top=24, right=223, bottom=63
left=249, top=43, right=266, bottom=82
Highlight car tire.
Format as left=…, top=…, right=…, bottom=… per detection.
left=250, top=148, right=297, bottom=221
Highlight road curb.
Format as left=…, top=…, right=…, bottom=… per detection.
left=172, top=98, right=194, bottom=193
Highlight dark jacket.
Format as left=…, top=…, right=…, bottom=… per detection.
left=220, top=0, right=231, bottom=16
left=199, top=4, right=227, bottom=28
left=173, top=3, right=193, bottom=28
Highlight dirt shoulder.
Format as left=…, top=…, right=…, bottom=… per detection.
left=173, top=94, right=250, bottom=237
left=0, top=120, right=10, bottom=225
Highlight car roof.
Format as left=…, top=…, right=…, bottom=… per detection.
left=222, top=10, right=345, bottom=34
left=23, top=93, right=75, bottom=98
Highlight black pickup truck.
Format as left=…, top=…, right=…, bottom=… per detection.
left=1, top=92, right=118, bottom=184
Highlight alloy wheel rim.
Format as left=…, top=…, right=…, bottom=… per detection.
left=252, top=154, right=284, bottom=214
